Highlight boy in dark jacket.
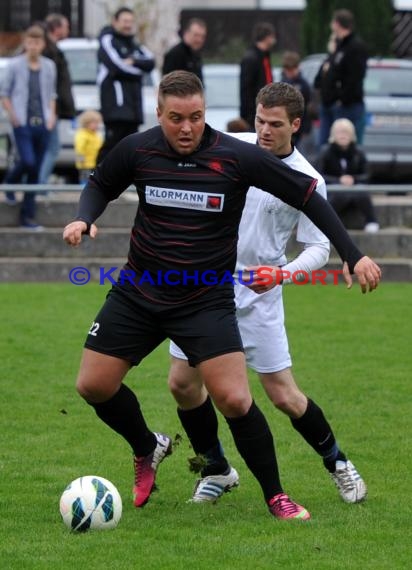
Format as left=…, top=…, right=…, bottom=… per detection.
left=280, top=51, right=312, bottom=146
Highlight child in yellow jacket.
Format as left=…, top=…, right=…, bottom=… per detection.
left=74, top=110, right=103, bottom=183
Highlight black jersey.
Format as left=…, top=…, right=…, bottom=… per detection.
left=76, top=125, right=361, bottom=303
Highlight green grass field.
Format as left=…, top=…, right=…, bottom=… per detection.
left=1, top=282, right=411, bottom=569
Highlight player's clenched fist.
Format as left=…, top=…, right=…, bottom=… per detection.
left=63, top=221, right=97, bottom=247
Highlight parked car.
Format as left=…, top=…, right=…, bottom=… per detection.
left=0, top=39, right=159, bottom=181
left=56, top=38, right=100, bottom=179
left=363, top=58, right=412, bottom=181
left=203, top=59, right=412, bottom=182
left=202, top=63, right=280, bottom=131
left=57, top=37, right=158, bottom=181
left=300, top=54, right=412, bottom=181
left=203, top=64, right=240, bottom=130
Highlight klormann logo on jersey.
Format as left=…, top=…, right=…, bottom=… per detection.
left=146, top=186, right=224, bottom=212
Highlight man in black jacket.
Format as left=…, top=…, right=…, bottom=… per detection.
left=39, top=13, right=75, bottom=184
left=316, top=9, right=368, bottom=145
left=240, top=22, right=276, bottom=129
left=96, top=7, right=155, bottom=162
left=162, top=18, right=207, bottom=83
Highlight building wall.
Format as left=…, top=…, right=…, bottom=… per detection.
left=181, top=8, right=303, bottom=60
left=1, top=1, right=410, bottom=60
left=82, top=1, right=181, bottom=68
left=179, top=0, right=304, bottom=7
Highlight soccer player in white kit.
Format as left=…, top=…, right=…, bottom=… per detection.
left=168, top=82, right=367, bottom=506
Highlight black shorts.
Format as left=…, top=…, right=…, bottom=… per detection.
left=84, top=283, right=243, bottom=367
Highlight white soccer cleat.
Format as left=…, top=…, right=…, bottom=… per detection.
left=191, top=466, right=240, bottom=503
left=331, top=459, right=367, bottom=503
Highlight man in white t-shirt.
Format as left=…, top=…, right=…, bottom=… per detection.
left=168, top=82, right=367, bottom=506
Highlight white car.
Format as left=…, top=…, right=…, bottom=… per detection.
left=56, top=38, right=100, bottom=177
left=57, top=37, right=159, bottom=180
left=203, top=64, right=241, bottom=130
left=300, top=54, right=412, bottom=181
left=0, top=57, right=12, bottom=175
left=202, top=63, right=281, bottom=131
left=0, top=41, right=159, bottom=181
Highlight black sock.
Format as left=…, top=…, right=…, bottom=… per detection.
left=177, top=396, right=229, bottom=476
left=291, top=398, right=347, bottom=471
left=225, top=401, right=282, bottom=502
left=89, top=383, right=156, bottom=457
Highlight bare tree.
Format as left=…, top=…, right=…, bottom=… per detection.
left=88, top=0, right=182, bottom=67
left=129, top=0, right=183, bottom=66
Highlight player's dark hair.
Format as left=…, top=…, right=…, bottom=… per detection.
left=158, top=70, right=204, bottom=109
left=183, top=18, right=207, bottom=32
left=45, top=13, right=68, bottom=33
left=113, top=6, right=134, bottom=20
left=332, top=9, right=354, bottom=31
left=256, top=82, right=304, bottom=123
left=252, top=22, right=276, bottom=43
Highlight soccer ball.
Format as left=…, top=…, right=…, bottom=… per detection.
left=59, top=475, right=122, bottom=531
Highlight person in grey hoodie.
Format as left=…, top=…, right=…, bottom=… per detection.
left=1, top=23, right=56, bottom=229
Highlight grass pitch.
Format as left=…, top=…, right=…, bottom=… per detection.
left=0, top=282, right=410, bottom=569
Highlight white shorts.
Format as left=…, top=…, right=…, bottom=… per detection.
left=169, top=283, right=291, bottom=373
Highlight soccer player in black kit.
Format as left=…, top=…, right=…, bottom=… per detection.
left=63, top=70, right=380, bottom=521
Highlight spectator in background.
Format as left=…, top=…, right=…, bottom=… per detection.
left=74, top=110, right=103, bottom=184
left=317, top=118, right=379, bottom=233
left=240, top=22, right=276, bottom=129
left=0, top=24, right=56, bottom=229
left=314, top=33, right=338, bottom=147
left=162, top=18, right=207, bottom=83
left=96, top=6, right=155, bottom=162
left=39, top=13, right=75, bottom=185
left=280, top=51, right=312, bottom=147
left=315, top=9, right=368, bottom=145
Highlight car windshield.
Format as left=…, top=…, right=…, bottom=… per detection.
left=62, top=45, right=154, bottom=87
left=63, top=48, right=97, bottom=84
left=204, top=72, right=239, bottom=108
left=365, top=67, right=412, bottom=97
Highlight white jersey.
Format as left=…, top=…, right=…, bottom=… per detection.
left=232, top=132, right=329, bottom=274
left=170, top=133, right=330, bottom=373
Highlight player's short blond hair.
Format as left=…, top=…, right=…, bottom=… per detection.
left=78, top=110, right=102, bottom=128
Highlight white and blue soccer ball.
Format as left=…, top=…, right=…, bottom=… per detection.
left=59, top=475, right=122, bottom=531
